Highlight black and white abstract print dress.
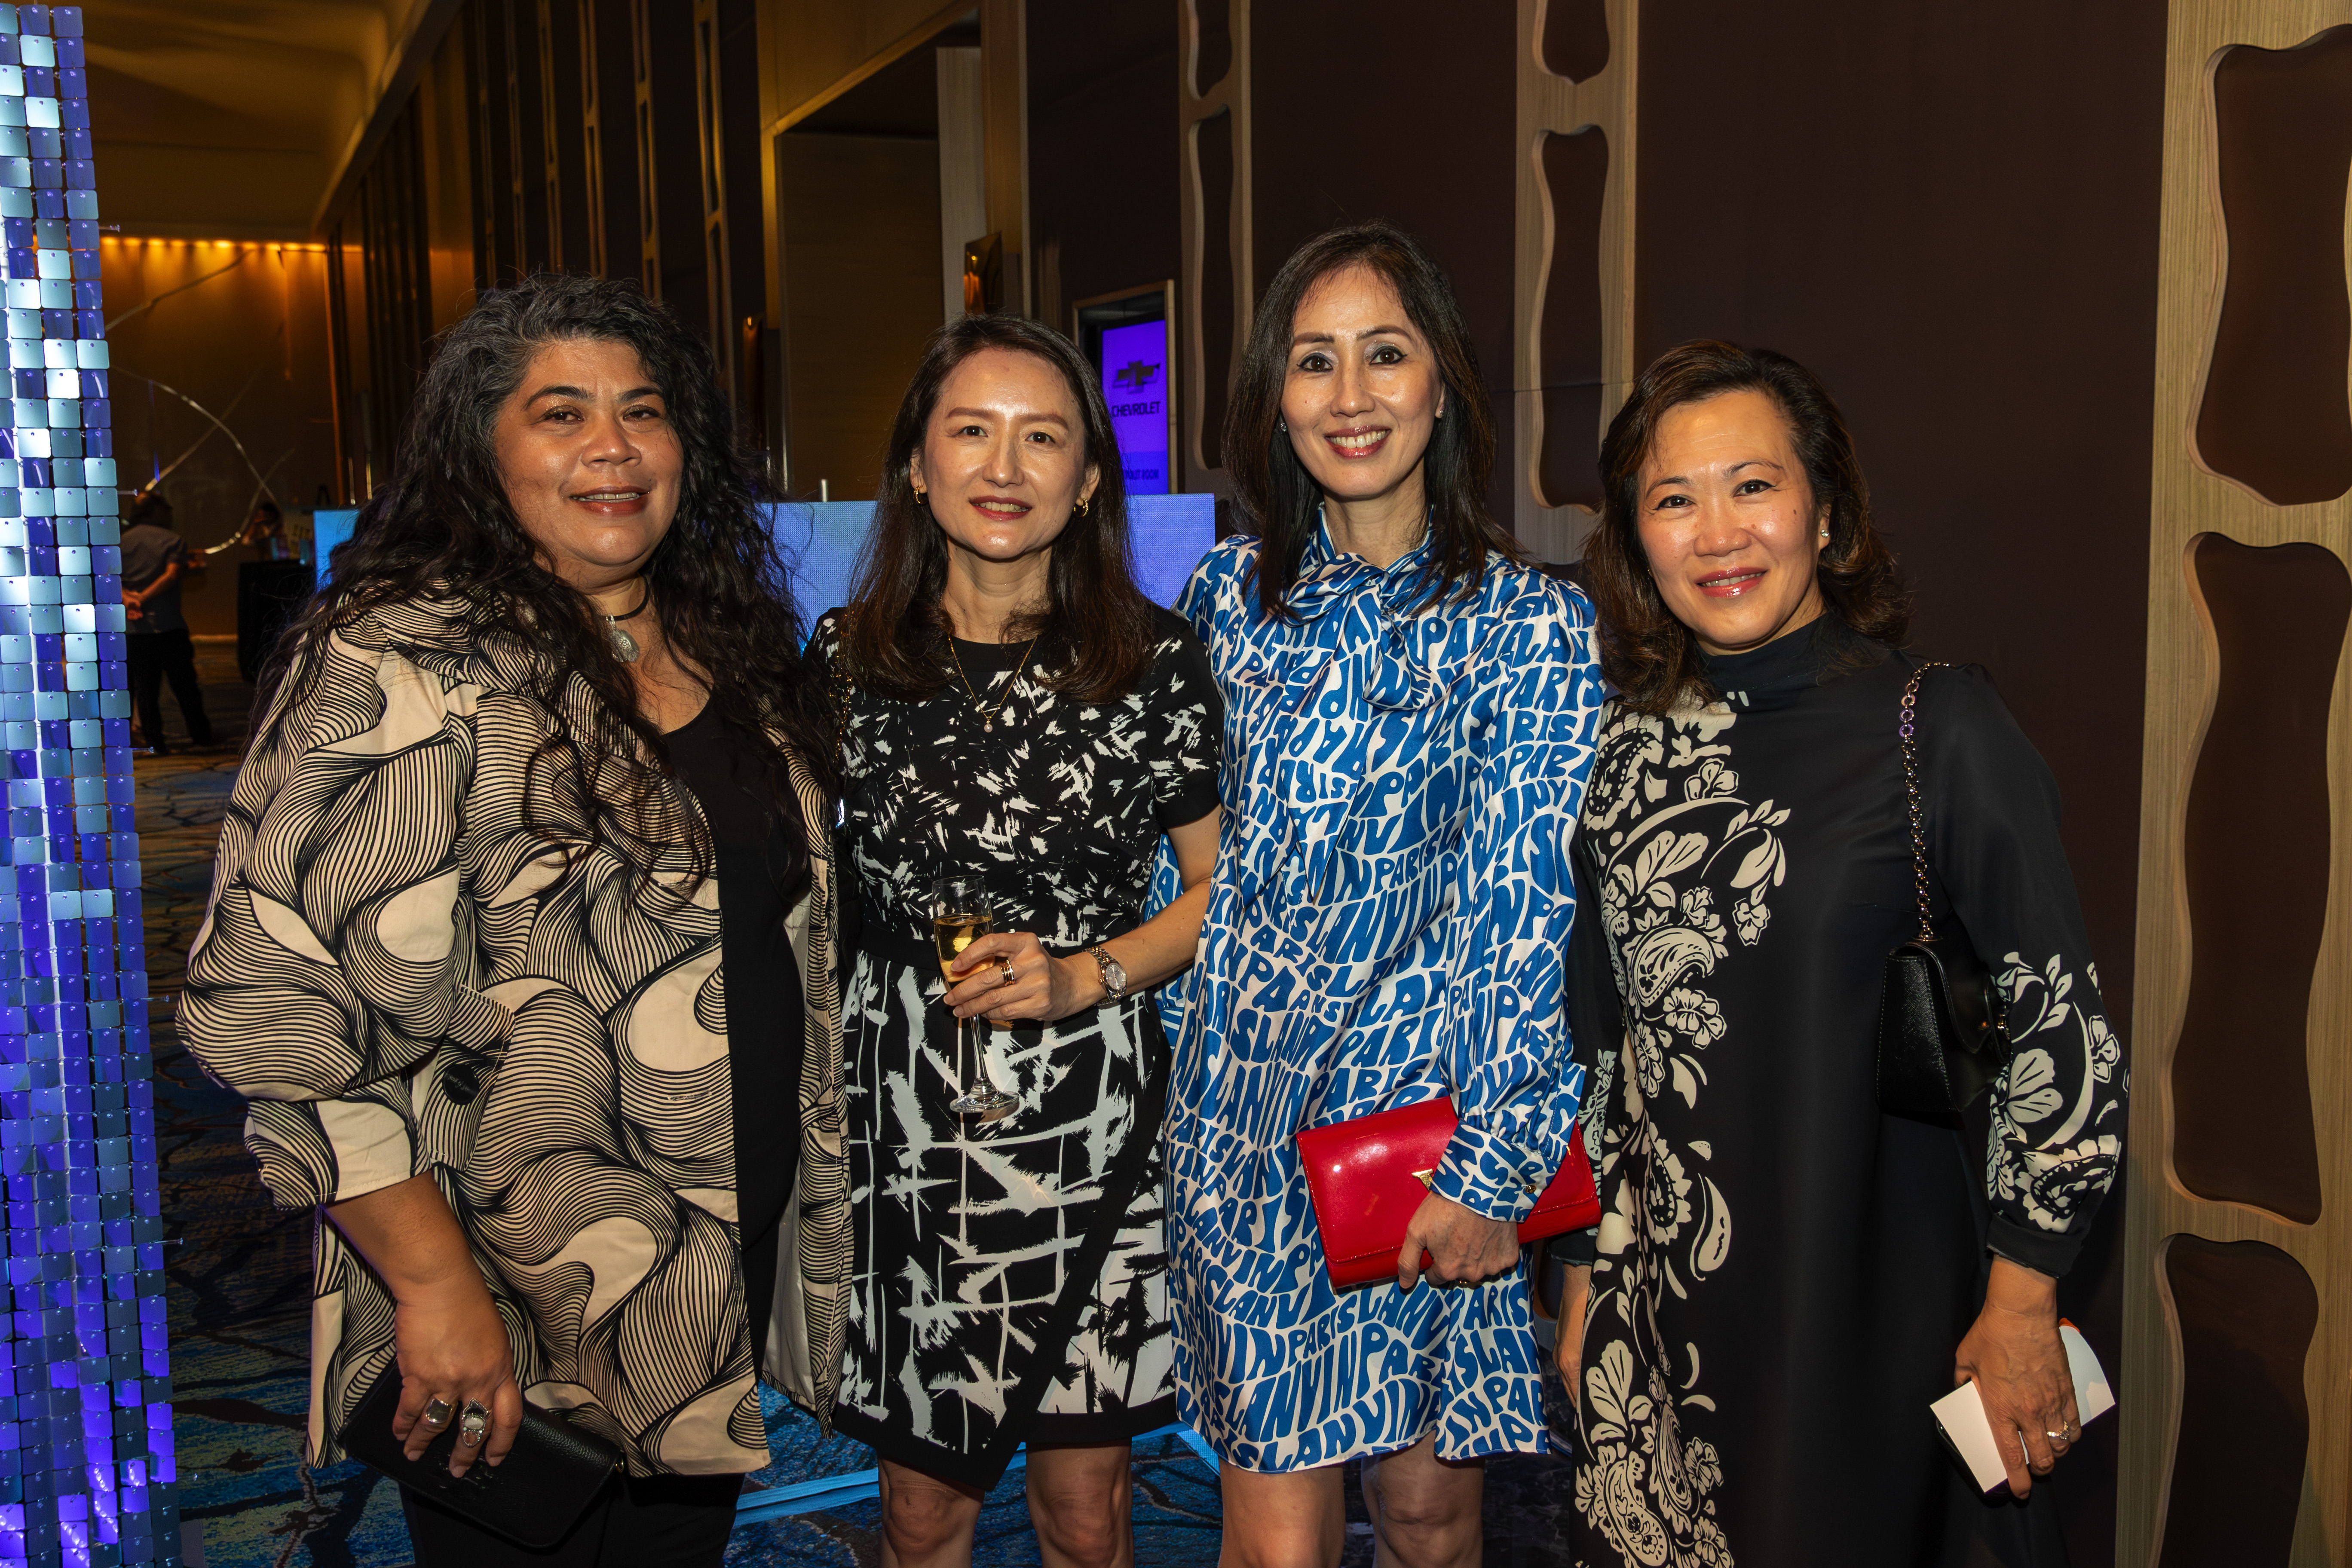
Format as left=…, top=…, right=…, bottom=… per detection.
left=811, top=607, right=1221, bottom=1485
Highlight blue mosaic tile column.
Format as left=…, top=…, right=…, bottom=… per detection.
left=0, top=8, right=178, bottom=1567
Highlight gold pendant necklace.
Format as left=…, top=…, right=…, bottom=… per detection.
left=946, top=634, right=1040, bottom=734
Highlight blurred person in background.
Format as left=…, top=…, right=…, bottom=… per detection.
left=119, top=488, right=213, bottom=753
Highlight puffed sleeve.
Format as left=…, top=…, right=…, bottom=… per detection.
left=180, top=615, right=505, bottom=1210
left=1144, top=614, right=1222, bottom=830
left=1922, top=665, right=2125, bottom=1277
left=1430, top=582, right=1608, bottom=1220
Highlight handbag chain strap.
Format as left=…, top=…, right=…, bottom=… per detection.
left=1898, top=661, right=1957, bottom=944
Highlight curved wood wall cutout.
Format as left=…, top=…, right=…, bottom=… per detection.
left=2156, top=1236, right=2318, bottom=1568
left=1513, top=0, right=1637, bottom=563
left=1179, top=0, right=1250, bottom=494
left=1535, top=128, right=1608, bottom=513
left=1193, top=110, right=1235, bottom=474
left=2194, top=28, right=2352, bottom=507
left=1541, top=0, right=1609, bottom=84
left=2171, top=535, right=2347, bottom=1223
left=2124, top=9, right=2352, bottom=1559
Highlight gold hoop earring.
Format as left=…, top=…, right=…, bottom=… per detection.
left=1076, top=495, right=1091, bottom=518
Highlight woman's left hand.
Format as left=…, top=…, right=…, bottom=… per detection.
left=1953, top=1258, right=2078, bottom=1499
left=944, top=930, right=1101, bottom=1025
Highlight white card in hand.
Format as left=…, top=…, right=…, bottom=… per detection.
left=1931, top=1322, right=2115, bottom=1493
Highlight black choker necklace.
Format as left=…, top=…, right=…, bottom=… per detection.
left=604, top=580, right=652, bottom=663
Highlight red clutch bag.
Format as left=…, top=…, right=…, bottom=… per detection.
left=1296, top=1096, right=1601, bottom=1289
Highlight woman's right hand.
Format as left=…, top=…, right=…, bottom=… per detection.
left=325, top=1174, right=525, bottom=1479
left=392, top=1278, right=524, bottom=1476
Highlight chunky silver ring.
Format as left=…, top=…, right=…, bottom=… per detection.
left=997, top=958, right=1015, bottom=987
left=420, top=1397, right=453, bottom=1429
left=458, top=1402, right=490, bottom=1446
left=2046, top=1428, right=2072, bottom=1442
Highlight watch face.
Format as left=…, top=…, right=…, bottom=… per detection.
left=1102, top=954, right=1129, bottom=994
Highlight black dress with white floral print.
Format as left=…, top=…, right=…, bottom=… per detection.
left=807, top=607, right=1221, bottom=1487
left=1566, top=617, right=2122, bottom=1568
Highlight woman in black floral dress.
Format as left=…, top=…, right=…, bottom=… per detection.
left=1559, top=342, right=2123, bottom=1566
left=809, top=314, right=1220, bottom=1567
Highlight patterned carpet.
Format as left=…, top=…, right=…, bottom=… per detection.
left=144, top=639, right=1574, bottom=1567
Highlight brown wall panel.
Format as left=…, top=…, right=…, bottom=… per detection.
left=778, top=132, right=941, bottom=503
left=1632, top=5, right=2168, bottom=1561
left=1027, top=0, right=1181, bottom=337
left=1543, top=0, right=1610, bottom=83
left=1536, top=127, right=1607, bottom=512
left=1250, top=0, right=1516, bottom=525
left=2195, top=28, right=2352, bottom=508
left=2172, top=535, right=2347, bottom=1223
left=2157, top=1236, right=2318, bottom=1567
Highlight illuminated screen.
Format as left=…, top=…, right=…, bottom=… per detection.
left=1099, top=318, right=1170, bottom=497
left=0, top=7, right=182, bottom=1567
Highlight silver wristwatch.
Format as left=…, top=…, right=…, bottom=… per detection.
left=1089, top=945, right=1130, bottom=1002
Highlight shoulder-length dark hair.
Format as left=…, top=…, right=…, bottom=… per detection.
left=838, top=312, right=1157, bottom=702
left=1225, top=220, right=1519, bottom=617
left=1583, top=340, right=1910, bottom=714
left=262, top=271, right=833, bottom=878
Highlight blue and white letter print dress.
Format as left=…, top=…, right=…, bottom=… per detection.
left=1160, top=524, right=1605, bottom=1471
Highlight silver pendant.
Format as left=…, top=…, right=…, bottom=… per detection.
left=609, top=623, right=640, bottom=663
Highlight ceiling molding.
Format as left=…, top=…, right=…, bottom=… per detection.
left=309, top=0, right=468, bottom=238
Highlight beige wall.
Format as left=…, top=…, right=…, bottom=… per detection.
left=100, top=238, right=341, bottom=636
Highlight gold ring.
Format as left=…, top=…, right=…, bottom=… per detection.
left=998, top=958, right=1015, bottom=987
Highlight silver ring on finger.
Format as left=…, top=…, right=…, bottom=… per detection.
left=420, top=1397, right=454, bottom=1429
left=998, top=957, right=1015, bottom=988
left=458, top=1402, right=490, bottom=1446
left=2045, top=1428, right=2071, bottom=1443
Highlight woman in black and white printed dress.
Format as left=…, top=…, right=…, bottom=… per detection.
left=810, top=312, right=1220, bottom=1566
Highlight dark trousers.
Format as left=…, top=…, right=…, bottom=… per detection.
left=125, top=629, right=211, bottom=748
left=400, top=1471, right=739, bottom=1567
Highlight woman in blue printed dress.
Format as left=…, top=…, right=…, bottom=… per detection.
left=1161, top=222, right=1605, bottom=1567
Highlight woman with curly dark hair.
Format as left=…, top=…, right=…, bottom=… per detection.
left=180, top=273, right=845, bottom=1566
left=1559, top=341, right=2122, bottom=1565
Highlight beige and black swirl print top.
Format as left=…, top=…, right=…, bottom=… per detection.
left=179, top=595, right=845, bottom=1476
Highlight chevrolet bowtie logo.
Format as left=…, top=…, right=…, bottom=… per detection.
left=1114, top=360, right=1161, bottom=391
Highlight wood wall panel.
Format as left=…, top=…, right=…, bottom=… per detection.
left=1178, top=0, right=1247, bottom=495
left=1513, top=0, right=1635, bottom=563
left=2122, top=6, right=2352, bottom=1563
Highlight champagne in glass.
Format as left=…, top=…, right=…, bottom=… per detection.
left=928, top=874, right=1018, bottom=1115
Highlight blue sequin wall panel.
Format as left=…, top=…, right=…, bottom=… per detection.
left=0, top=8, right=176, bottom=1567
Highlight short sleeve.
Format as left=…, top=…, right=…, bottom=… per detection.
left=1145, top=612, right=1222, bottom=830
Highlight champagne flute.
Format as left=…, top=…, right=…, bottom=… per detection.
left=930, top=874, right=1018, bottom=1115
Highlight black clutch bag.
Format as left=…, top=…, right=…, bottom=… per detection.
left=1875, top=664, right=2013, bottom=1117
left=337, top=1360, right=622, bottom=1550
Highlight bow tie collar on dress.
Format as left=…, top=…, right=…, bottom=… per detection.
left=1279, top=513, right=1440, bottom=712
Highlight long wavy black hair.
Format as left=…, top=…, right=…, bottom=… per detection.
left=260, top=272, right=832, bottom=881
left=1225, top=220, right=1521, bottom=616
left=837, top=312, right=1158, bottom=702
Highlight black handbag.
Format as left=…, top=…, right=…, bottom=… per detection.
left=337, top=1360, right=622, bottom=1549
left=1874, top=663, right=2013, bottom=1117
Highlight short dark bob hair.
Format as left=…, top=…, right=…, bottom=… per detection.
left=1225, top=220, right=1520, bottom=617
left=837, top=312, right=1158, bottom=703
left=1583, top=340, right=1910, bottom=713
